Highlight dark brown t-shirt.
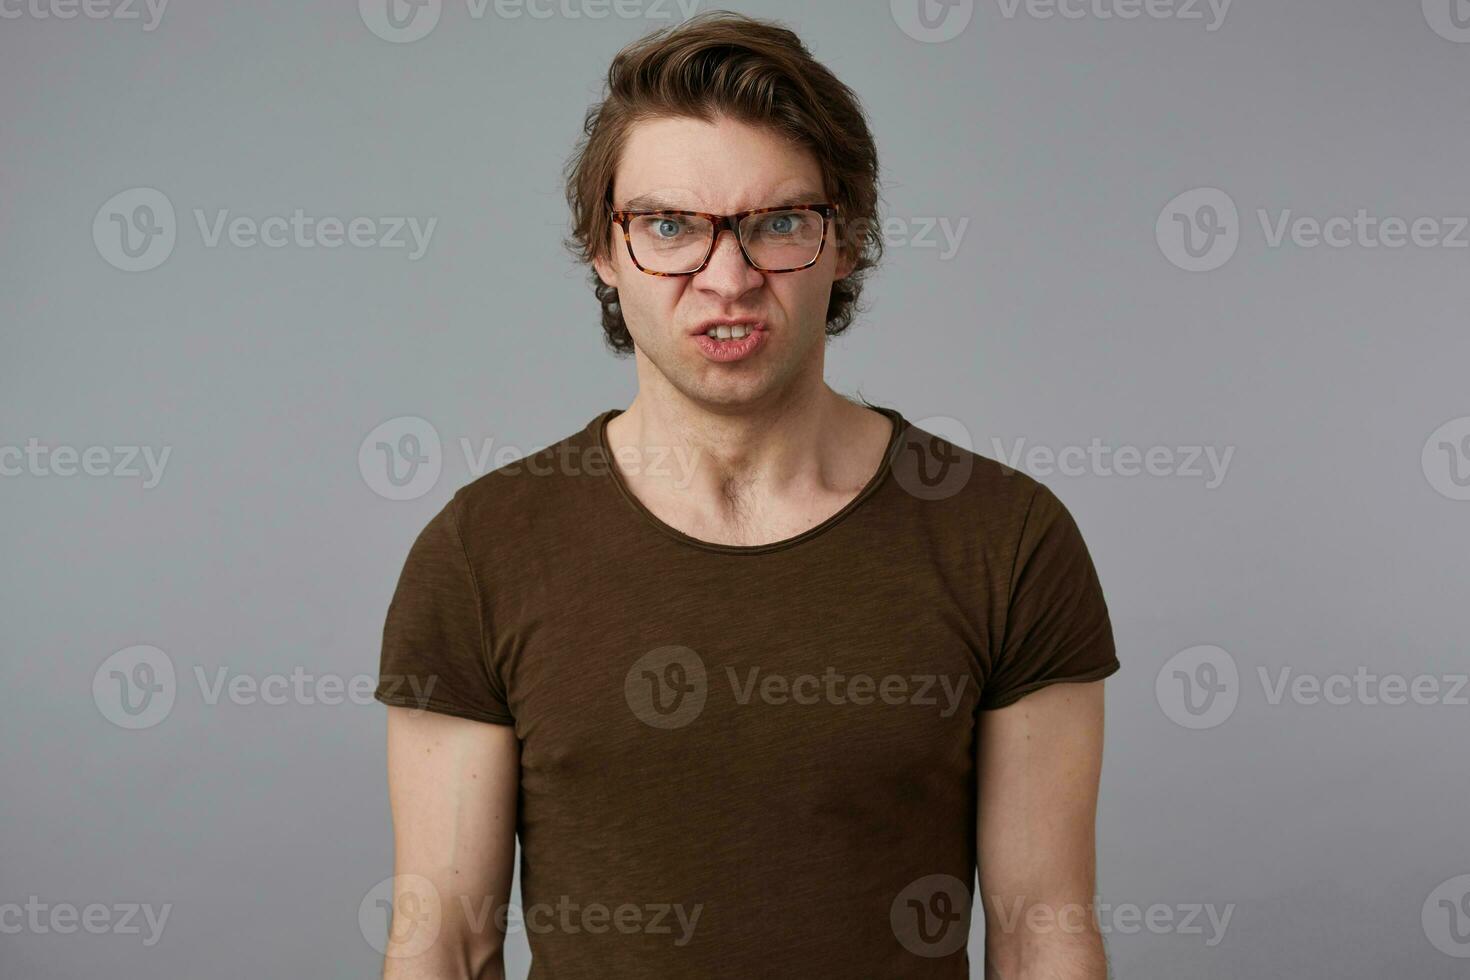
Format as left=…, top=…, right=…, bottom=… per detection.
left=375, top=406, right=1118, bottom=978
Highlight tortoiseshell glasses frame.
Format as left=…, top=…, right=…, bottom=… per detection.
left=607, top=203, right=839, bottom=277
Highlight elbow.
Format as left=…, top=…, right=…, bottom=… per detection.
left=983, top=899, right=1107, bottom=980
left=381, top=920, right=507, bottom=980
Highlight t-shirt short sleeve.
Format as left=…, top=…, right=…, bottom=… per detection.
left=374, top=493, right=513, bottom=726
left=980, top=483, right=1119, bottom=710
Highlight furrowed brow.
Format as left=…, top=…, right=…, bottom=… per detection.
left=616, top=191, right=826, bottom=213
left=759, top=192, right=826, bottom=209
left=618, top=194, right=690, bottom=212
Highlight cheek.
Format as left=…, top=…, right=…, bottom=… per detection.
left=618, top=276, right=687, bottom=338
left=772, top=273, right=831, bottom=323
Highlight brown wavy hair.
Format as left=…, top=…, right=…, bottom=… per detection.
left=562, top=10, right=883, bottom=356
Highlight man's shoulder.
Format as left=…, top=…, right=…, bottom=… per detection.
left=448, top=413, right=611, bottom=532
left=888, top=416, right=1101, bottom=592
left=890, top=413, right=1051, bottom=524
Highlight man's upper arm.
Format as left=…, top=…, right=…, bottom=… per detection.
left=971, top=477, right=1118, bottom=976
left=375, top=492, right=520, bottom=976
left=383, top=706, right=519, bottom=979
left=976, top=680, right=1107, bottom=978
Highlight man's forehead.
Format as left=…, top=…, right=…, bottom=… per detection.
left=611, top=115, right=824, bottom=211
left=614, top=185, right=825, bottom=212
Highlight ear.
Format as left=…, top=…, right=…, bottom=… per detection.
left=593, top=249, right=619, bottom=289
left=830, top=208, right=858, bottom=280
left=834, top=246, right=857, bottom=281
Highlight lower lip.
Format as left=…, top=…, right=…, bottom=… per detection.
left=693, top=328, right=767, bottom=362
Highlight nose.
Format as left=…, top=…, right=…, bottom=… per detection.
left=693, top=225, right=765, bottom=297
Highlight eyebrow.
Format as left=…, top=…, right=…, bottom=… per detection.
left=616, top=191, right=825, bottom=212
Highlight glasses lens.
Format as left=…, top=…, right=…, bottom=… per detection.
left=627, top=213, right=715, bottom=274
left=740, top=208, right=825, bottom=271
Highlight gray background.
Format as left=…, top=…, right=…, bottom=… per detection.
left=3, top=0, right=1469, bottom=976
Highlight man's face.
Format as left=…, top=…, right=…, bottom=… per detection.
left=593, top=114, right=854, bottom=410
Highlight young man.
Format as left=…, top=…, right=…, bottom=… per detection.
left=375, top=12, right=1118, bottom=978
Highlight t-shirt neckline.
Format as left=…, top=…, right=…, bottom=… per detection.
left=594, top=405, right=907, bottom=556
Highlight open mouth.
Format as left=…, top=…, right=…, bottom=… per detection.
left=692, top=321, right=767, bottom=362
left=704, top=323, right=756, bottom=340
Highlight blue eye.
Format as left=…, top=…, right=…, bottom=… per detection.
left=654, top=218, right=683, bottom=238
left=756, top=211, right=812, bottom=238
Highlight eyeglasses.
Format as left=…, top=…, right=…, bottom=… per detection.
left=609, top=203, right=837, bottom=276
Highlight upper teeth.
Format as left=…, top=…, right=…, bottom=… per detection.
left=708, top=324, right=752, bottom=340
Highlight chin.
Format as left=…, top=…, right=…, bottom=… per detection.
left=657, top=360, right=775, bottom=409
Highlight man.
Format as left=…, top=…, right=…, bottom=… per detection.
left=375, top=11, right=1118, bottom=978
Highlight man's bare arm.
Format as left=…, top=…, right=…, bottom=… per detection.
left=977, top=680, right=1108, bottom=980
left=383, top=706, right=519, bottom=980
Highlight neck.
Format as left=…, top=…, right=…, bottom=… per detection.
left=603, top=363, right=895, bottom=547
left=616, top=380, right=853, bottom=491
